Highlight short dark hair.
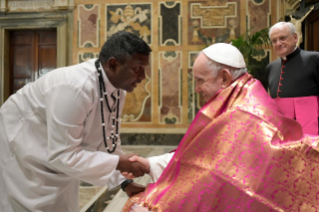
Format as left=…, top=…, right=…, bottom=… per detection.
left=99, top=31, right=152, bottom=64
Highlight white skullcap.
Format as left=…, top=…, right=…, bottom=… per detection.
left=202, top=43, right=246, bottom=68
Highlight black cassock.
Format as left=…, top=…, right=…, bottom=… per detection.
left=266, top=48, right=319, bottom=135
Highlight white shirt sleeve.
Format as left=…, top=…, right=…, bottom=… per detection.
left=45, top=83, right=119, bottom=187
left=148, top=152, right=174, bottom=182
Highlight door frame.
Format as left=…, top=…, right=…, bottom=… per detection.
left=305, top=9, right=319, bottom=51
left=0, top=11, right=73, bottom=105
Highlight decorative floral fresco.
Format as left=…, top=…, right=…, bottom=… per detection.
left=188, top=0, right=240, bottom=46
left=105, top=3, right=152, bottom=44
left=73, top=0, right=276, bottom=132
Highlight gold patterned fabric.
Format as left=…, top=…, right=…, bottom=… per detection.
left=123, top=73, right=319, bottom=212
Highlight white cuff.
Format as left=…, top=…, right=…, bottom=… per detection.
left=148, top=152, right=174, bottom=182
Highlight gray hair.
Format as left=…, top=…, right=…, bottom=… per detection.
left=205, top=56, right=247, bottom=80
left=269, top=22, right=297, bottom=38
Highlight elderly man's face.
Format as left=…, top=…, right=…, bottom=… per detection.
left=193, top=53, right=223, bottom=102
left=270, top=25, right=297, bottom=58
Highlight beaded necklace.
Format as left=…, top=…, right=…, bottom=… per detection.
left=95, top=59, right=120, bottom=153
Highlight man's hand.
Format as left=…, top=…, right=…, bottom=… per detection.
left=121, top=155, right=150, bottom=179
left=116, top=154, right=147, bottom=177
left=124, top=182, right=145, bottom=197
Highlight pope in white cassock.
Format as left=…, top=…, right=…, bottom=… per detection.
left=0, top=31, right=151, bottom=212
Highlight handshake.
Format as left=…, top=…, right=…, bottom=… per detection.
left=116, top=154, right=150, bottom=178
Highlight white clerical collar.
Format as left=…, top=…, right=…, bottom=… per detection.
left=281, top=46, right=297, bottom=61
left=99, top=62, right=118, bottom=94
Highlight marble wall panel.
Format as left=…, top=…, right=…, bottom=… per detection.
left=121, top=133, right=184, bottom=145
left=247, top=0, right=270, bottom=34
left=71, top=0, right=279, bottom=133
left=78, top=4, right=100, bottom=48
left=159, top=51, right=182, bottom=124
left=159, top=1, right=182, bottom=46
left=105, top=3, right=152, bottom=44
left=188, top=0, right=240, bottom=45
left=122, top=55, right=152, bottom=123
left=78, top=52, right=99, bottom=63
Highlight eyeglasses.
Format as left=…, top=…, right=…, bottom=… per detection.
left=270, top=35, right=290, bottom=45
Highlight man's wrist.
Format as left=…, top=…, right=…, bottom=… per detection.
left=121, top=179, right=133, bottom=191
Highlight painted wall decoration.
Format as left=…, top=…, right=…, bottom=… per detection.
left=247, top=0, right=270, bottom=34
left=78, top=52, right=99, bottom=63
left=159, top=1, right=182, bottom=46
left=122, top=55, right=152, bottom=123
left=72, top=0, right=277, bottom=132
left=188, top=0, right=240, bottom=45
left=159, top=51, right=182, bottom=124
left=78, top=4, right=100, bottom=48
left=105, top=3, right=152, bottom=44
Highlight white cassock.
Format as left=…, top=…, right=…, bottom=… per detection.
left=0, top=59, right=127, bottom=212
left=148, top=152, right=174, bottom=182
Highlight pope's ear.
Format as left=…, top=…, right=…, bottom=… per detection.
left=221, top=69, right=232, bottom=88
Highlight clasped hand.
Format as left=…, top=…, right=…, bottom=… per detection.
left=121, top=155, right=150, bottom=179
left=116, top=153, right=148, bottom=177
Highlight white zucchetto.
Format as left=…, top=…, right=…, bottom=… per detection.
left=202, top=43, right=246, bottom=68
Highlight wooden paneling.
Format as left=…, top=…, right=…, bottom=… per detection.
left=306, top=9, right=319, bottom=51
left=9, top=29, right=57, bottom=94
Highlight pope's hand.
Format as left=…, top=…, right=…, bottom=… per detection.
left=121, top=155, right=150, bottom=179
left=116, top=154, right=147, bottom=177
left=131, top=204, right=151, bottom=212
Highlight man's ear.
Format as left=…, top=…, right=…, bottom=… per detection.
left=220, top=69, right=232, bottom=88
left=293, top=32, right=298, bottom=41
left=108, top=57, right=118, bottom=72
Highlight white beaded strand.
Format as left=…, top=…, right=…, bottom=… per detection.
left=95, top=59, right=120, bottom=153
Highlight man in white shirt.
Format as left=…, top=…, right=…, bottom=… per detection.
left=0, top=31, right=151, bottom=212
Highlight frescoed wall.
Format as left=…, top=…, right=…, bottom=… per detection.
left=72, top=0, right=279, bottom=135
left=0, top=0, right=280, bottom=138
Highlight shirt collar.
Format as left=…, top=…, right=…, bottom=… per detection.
left=99, top=62, right=118, bottom=95
left=281, top=46, right=300, bottom=61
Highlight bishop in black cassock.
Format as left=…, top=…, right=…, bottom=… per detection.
left=266, top=22, right=319, bottom=135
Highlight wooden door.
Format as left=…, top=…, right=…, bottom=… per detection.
left=9, top=29, right=57, bottom=94
left=306, top=9, right=319, bottom=51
